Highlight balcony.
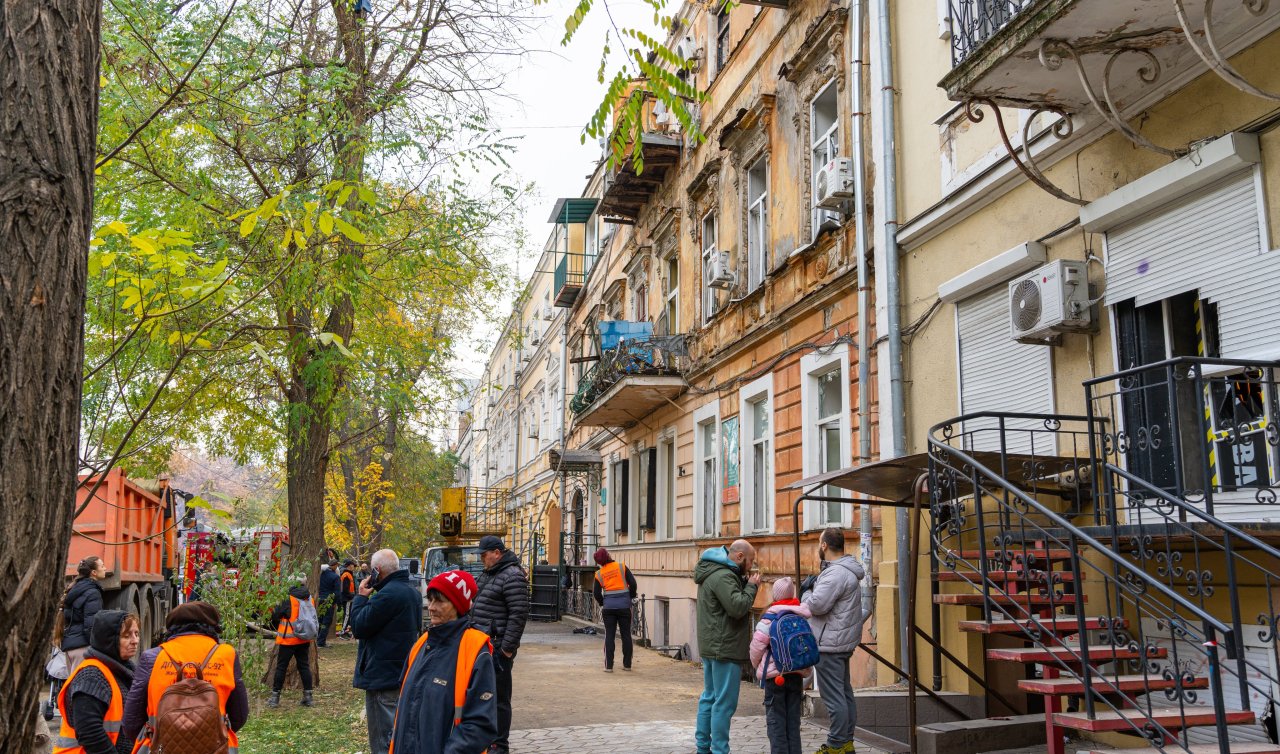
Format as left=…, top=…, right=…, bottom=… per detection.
left=570, top=324, right=688, bottom=427
left=596, top=88, right=683, bottom=225
left=549, top=198, right=598, bottom=308
left=941, top=0, right=1280, bottom=113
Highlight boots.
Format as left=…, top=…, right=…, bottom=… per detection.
left=301, top=690, right=314, bottom=707
left=267, top=691, right=281, bottom=708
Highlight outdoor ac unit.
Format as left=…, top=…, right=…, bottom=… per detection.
left=676, top=36, right=702, bottom=73
left=542, top=305, right=553, bottom=321
left=708, top=250, right=735, bottom=290
left=520, top=351, right=531, bottom=363
left=530, top=331, right=541, bottom=346
left=1008, top=259, right=1092, bottom=344
left=815, top=157, right=854, bottom=209
left=486, top=396, right=497, bottom=408
left=527, top=426, right=539, bottom=440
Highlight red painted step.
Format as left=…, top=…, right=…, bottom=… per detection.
left=935, top=570, right=1081, bottom=583
left=1018, top=673, right=1209, bottom=695
left=958, top=616, right=1117, bottom=635
left=1052, top=706, right=1254, bottom=732
left=950, top=548, right=1074, bottom=562
left=935, top=592, right=1084, bottom=607
left=986, top=645, right=1167, bottom=664
left=1081, top=745, right=1280, bottom=754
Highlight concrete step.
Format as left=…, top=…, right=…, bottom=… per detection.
left=1052, top=705, right=1254, bottom=732
left=986, top=645, right=1167, bottom=664
left=1081, top=745, right=1280, bottom=753
left=1018, top=673, right=1209, bottom=695
left=935, top=591, right=1084, bottom=607
left=958, top=616, right=1116, bottom=635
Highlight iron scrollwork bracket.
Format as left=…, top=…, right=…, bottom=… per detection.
left=963, top=98, right=1088, bottom=206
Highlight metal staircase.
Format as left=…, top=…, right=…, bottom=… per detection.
left=927, top=358, right=1280, bottom=754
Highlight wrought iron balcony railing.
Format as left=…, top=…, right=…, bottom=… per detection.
left=948, top=0, right=1034, bottom=67
left=569, top=335, right=688, bottom=416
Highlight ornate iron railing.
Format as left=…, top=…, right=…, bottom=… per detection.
left=948, top=0, right=1034, bottom=66
left=558, top=587, right=649, bottom=644
left=569, top=335, right=688, bottom=416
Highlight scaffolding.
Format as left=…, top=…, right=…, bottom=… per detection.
left=459, top=486, right=512, bottom=538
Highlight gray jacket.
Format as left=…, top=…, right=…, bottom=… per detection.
left=802, top=555, right=866, bottom=653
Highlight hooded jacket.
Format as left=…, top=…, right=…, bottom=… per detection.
left=63, top=609, right=137, bottom=754
left=270, top=584, right=313, bottom=629
left=471, top=550, right=530, bottom=656
left=319, top=566, right=341, bottom=606
left=749, top=600, right=814, bottom=682
left=801, top=554, right=866, bottom=654
left=350, top=568, right=422, bottom=690
left=389, top=616, right=498, bottom=754
left=62, top=576, right=105, bottom=651
left=694, top=546, right=759, bottom=663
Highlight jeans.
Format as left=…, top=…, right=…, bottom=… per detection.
left=602, top=608, right=633, bottom=669
left=317, top=602, right=336, bottom=646
left=764, top=674, right=804, bottom=754
left=695, top=658, right=742, bottom=754
left=815, top=652, right=857, bottom=746
left=493, top=648, right=517, bottom=751
left=272, top=642, right=313, bottom=691
left=365, top=688, right=399, bottom=754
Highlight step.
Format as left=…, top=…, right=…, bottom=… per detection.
left=958, top=616, right=1117, bottom=635
left=1018, top=673, right=1209, bottom=695
left=935, top=570, right=1080, bottom=583
left=1082, top=745, right=1280, bottom=754
left=935, top=592, right=1084, bottom=607
left=986, top=645, right=1167, bottom=664
left=951, top=548, right=1075, bottom=563
left=1052, top=706, right=1255, bottom=732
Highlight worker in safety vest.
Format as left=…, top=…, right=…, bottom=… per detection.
left=338, top=560, right=357, bottom=638
left=388, top=569, right=497, bottom=754
left=55, top=610, right=140, bottom=754
left=268, top=574, right=315, bottom=708
left=121, top=601, right=248, bottom=754
left=593, top=547, right=638, bottom=672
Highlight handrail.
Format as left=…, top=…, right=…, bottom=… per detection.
left=1081, top=354, right=1278, bottom=386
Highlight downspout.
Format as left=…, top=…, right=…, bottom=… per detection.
left=869, top=0, right=909, bottom=674
left=558, top=313, right=569, bottom=557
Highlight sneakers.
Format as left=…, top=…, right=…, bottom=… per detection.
left=267, top=691, right=281, bottom=708
left=622, top=665, right=632, bottom=671
left=604, top=666, right=614, bottom=673
left=814, top=744, right=855, bottom=754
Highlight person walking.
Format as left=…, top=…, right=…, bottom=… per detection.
left=61, top=556, right=107, bottom=669
left=750, top=578, right=814, bottom=754
left=388, top=569, right=498, bottom=754
left=471, top=535, right=529, bottom=754
left=350, top=548, right=423, bottom=754
left=694, top=539, right=761, bottom=754
left=318, top=562, right=340, bottom=647
left=54, top=609, right=139, bottom=754
left=121, top=602, right=249, bottom=753
left=268, top=575, right=315, bottom=708
left=591, top=547, right=637, bottom=672
left=802, top=528, right=866, bottom=754
left=338, top=560, right=357, bottom=638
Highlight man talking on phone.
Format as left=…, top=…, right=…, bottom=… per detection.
left=350, top=548, right=422, bottom=754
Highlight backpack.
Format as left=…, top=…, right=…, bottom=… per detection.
left=761, top=611, right=820, bottom=686
left=152, top=644, right=229, bottom=754
left=290, top=597, right=320, bottom=641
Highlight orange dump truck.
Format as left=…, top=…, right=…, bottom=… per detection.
left=68, top=468, right=178, bottom=646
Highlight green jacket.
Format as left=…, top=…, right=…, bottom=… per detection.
left=694, top=546, right=759, bottom=662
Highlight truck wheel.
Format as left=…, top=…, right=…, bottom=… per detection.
left=137, top=586, right=154, bottom=650
left=110, top=584, right=139, bottom=615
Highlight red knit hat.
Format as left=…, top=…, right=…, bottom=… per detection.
left=593, top=547, right=611, bottom=566
left=427, top=569, right=478, bottom=615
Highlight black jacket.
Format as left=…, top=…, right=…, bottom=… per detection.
left=271, top=585, right=312, bottom=629
left=389, top=617, right=498, bottom=754
left=350, top=569, right=422, bottom=690
left=319, top=568, right=340, bottom=607
left=471, top=551, right=529, bottom=656
left=62, top=577, right=105, bottom=651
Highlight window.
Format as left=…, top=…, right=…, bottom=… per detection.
left=746, top=157, right=769, bottom=290
left=810, top=83, right=840, bottom=241
left=702, top=210, right=719, bottom=323
left=608, top=458, right=630, bottom=544
left=663, top=253, right=680, bottom=334
left=739, top=374, right=774, bottom=533
left=636, top=447, right=657, bottom=532
left=694, top=402, right=720, bottom=537
left=801, top=345, right=851, bottom=528
left=715, top=5, right=731, bottom=73
left=657, top=430, right=677, bottom=541
left=584, top=215, right=599, bottom=274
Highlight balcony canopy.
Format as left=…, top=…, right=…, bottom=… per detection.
left=548, top=197, right=599, bottom=225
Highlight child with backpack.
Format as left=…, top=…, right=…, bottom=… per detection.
left=268, top=574, right=318, bottom=708
left=749, top=577, right=817, bottom=754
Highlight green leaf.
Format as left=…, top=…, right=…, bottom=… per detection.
left=337, top=186, right=354, bottom=206
left=332, top=216, right=366, bottom=244
left=240, top=212, right=259, bottom=237
left=318, top=212, right=334, bottom=236
left=259, top=193, right=282, bottom=219
left=100, top=221, right=128, bottom=237
left=357, top=186, right=377, bottom=206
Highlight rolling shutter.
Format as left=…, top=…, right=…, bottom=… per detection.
left=957, top=285, right=1054, bottom=454
left=1105, top=170, right=1280, bottom=359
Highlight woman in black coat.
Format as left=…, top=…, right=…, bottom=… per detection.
left=62, top=556, right=107, bottom=667
left=57, top=609, right=139, bottom=754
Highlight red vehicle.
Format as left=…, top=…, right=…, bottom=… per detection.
left=182, top=526, right=290, bottom=596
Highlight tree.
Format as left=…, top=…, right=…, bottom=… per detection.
left=0, top=1, right=99, bottom=747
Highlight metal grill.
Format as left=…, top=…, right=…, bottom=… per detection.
left=949, top=0, right=1032, bottom=66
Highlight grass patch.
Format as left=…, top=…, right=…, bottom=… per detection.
left=237, top=641, right=370, bottom=754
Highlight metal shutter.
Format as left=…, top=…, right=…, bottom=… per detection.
left=957, top=285, right=1054, bottom=454
left=1105, top=170, right=1280, bottom=359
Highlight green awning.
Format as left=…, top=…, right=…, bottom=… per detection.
left=548, top=197, right=599, bottom=224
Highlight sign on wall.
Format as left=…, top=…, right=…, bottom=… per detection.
left=722, top=416, right=740, bottom=504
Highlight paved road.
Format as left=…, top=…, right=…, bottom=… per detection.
left=510, top=620, right=882, bottom=754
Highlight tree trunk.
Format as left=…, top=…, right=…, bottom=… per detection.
left=286, top=403, right=331, bottom=580
left=0, top=1, right=98, bottom=748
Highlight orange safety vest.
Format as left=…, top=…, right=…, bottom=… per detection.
left=387, top=627, right=492, bottom=754
left=340, top=571, right=355, bottom=595
left=594, top=561, right=630, bottom=598
left=132, top=635, right=239, bottom=754
left=54, top=657, right=123, bottom=754
left=276, top=595, right=309, bottom=646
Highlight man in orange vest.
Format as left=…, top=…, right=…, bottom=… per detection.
left=338, top=560, right=358, bottom=638
left=389, top=569, right=497, bottom=754
left=54, top=609, right=139, bottom=754
left=268, top=575, right=316, bottom=707
left=120, top=602, right=248, bottom=754
left=592, top=547, right=638, bottom=672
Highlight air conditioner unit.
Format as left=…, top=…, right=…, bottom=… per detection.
left=520, top=352, right=531, bottom=363
left=675, top=36, right=703, bottom=73
left=708, top=250, right=735, bottom=290
left=530, top=331, right=541, bottom=346
left=1008, top=259, right=1092, bottom=344
left=527, top=426, right=539, bottom=439
left=815, top=157, right=854, bottom=209
left=541, top=305, right=553, bottom=321
left=486, top=396, right=497, bottom=408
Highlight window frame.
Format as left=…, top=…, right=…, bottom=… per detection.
left=714, top=4, right=731, bottom=75
left=657, top=428, right=678, bottom=541
left=809, top=81, right=841, bottom=242
left=738, top=373, right=775, bottom=534
left=693, top=401, right=721, bottom=538
left=701, top=210, right=719, bottom=323
left=801, top=344, right=852, bottom=529
left=746, top=155, right=770, bottom=291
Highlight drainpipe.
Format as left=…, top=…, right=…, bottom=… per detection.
left=850, top=0, right=874, bottom=636
left=558, top=314, right=569, bottom=557
left=869, top=0, right=909, bottom=675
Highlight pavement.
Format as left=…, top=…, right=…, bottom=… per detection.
left=510, top=620, right=888, bottom=754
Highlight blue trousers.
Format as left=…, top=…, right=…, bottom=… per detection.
left=696, top=658, right=742, bottom=754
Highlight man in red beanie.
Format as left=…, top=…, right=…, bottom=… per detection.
left=388, top=570, right=498, bottom=754
left=592, top=547, right=638, bottom=672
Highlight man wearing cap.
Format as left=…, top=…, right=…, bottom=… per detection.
left=592, top=547, right=638, bottom=672
left=389, top=569, right=498, bottom=754
left=470, top=535, right=529, bottom=754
